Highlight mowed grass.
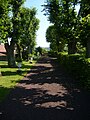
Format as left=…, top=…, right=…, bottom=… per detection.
left=0, top=60, right=35, bottom=102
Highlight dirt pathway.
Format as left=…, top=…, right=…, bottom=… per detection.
left=0, top=56, right=90, bottom=120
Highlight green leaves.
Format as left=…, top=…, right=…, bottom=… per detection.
left=44, top=0, right=79, bottom=53
left=19, top=7, right=39, bottom=49
left=44, top=0, right=90, bottom=56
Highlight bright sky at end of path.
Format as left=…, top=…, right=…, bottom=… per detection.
left=24, top=0, right=50, bottom=48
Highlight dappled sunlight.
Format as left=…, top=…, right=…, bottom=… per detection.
left=20, top=98, right=32, bottom=106
left=35, top=101, right=67, bottom=109
left=16, top=81, right=74, bottom=111
left=41, top=83, right=68, bottom=96
left=15, top=58, right=75, bottom=111
left=0, top=57, right=89, bottom=120
left=18, top=83, right=68, bottom=96
left=17, top=82, right=68, bottom=98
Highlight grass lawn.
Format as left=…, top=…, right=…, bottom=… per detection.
left=0, top=60, right=35, bottom=102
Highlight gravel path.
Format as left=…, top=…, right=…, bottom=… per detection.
left=0, top=56, right=90, bottom=120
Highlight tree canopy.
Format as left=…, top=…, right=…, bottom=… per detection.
left=0, top=0, right=39, bottom=67
left=43, top=0, right=90, bottom=57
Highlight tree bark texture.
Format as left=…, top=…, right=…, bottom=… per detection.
left=16, top=43, right=22, bottom=59
left=5, top=42, right=16, bottom=67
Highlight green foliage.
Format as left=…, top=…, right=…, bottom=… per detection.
left=48, top=50, right=58, bottom=57
left=43, top=0, right=79, bottom=54
left=42, top=48, right=49, bottom=54
left=0, top=0, right=11, bottom=41
left=0, top=60, right=35, bottom=102
left=36, top=46, right=43, bottom=55
left=19, top=7, right=39, bottom=47
left=57, top=52, right=90, bottom=89
left=79, top=14, right=90, bottom=46
left=43, top=0, right=90, bottom=57
left=16, top=57, right=22, bottom=62
left=0, top=0, right=40, bottom=67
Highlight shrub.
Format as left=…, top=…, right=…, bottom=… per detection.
left=48, top=50, right=58, bottom=57
left=57, top=52, right=90, bottom=90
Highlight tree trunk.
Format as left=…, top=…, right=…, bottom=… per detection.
left=5, top=42, right=16, bottom=67
left=68, top=40, right=77, bottom=54
left=86, top=38, right=90, bottom=58
left=16, top=43, right=22, bottom=59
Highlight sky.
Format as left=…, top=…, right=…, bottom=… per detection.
left=24, top=0, right=50, bottom=48
left=24, top=0, right=80, bottom=48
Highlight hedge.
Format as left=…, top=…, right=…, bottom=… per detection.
left=57, top=52, right=90, bottom=90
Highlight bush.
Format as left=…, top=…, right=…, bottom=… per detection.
left=48, top=50, right=58, bottom=57
left=57, top=52, right=90, bottom=90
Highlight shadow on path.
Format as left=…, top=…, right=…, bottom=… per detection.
left=0, top=56, right=90, bottom=120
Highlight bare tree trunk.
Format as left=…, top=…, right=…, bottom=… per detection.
left=16, top=43, right=22, bottom=59
left=5, top=42, right=16, bottom=68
